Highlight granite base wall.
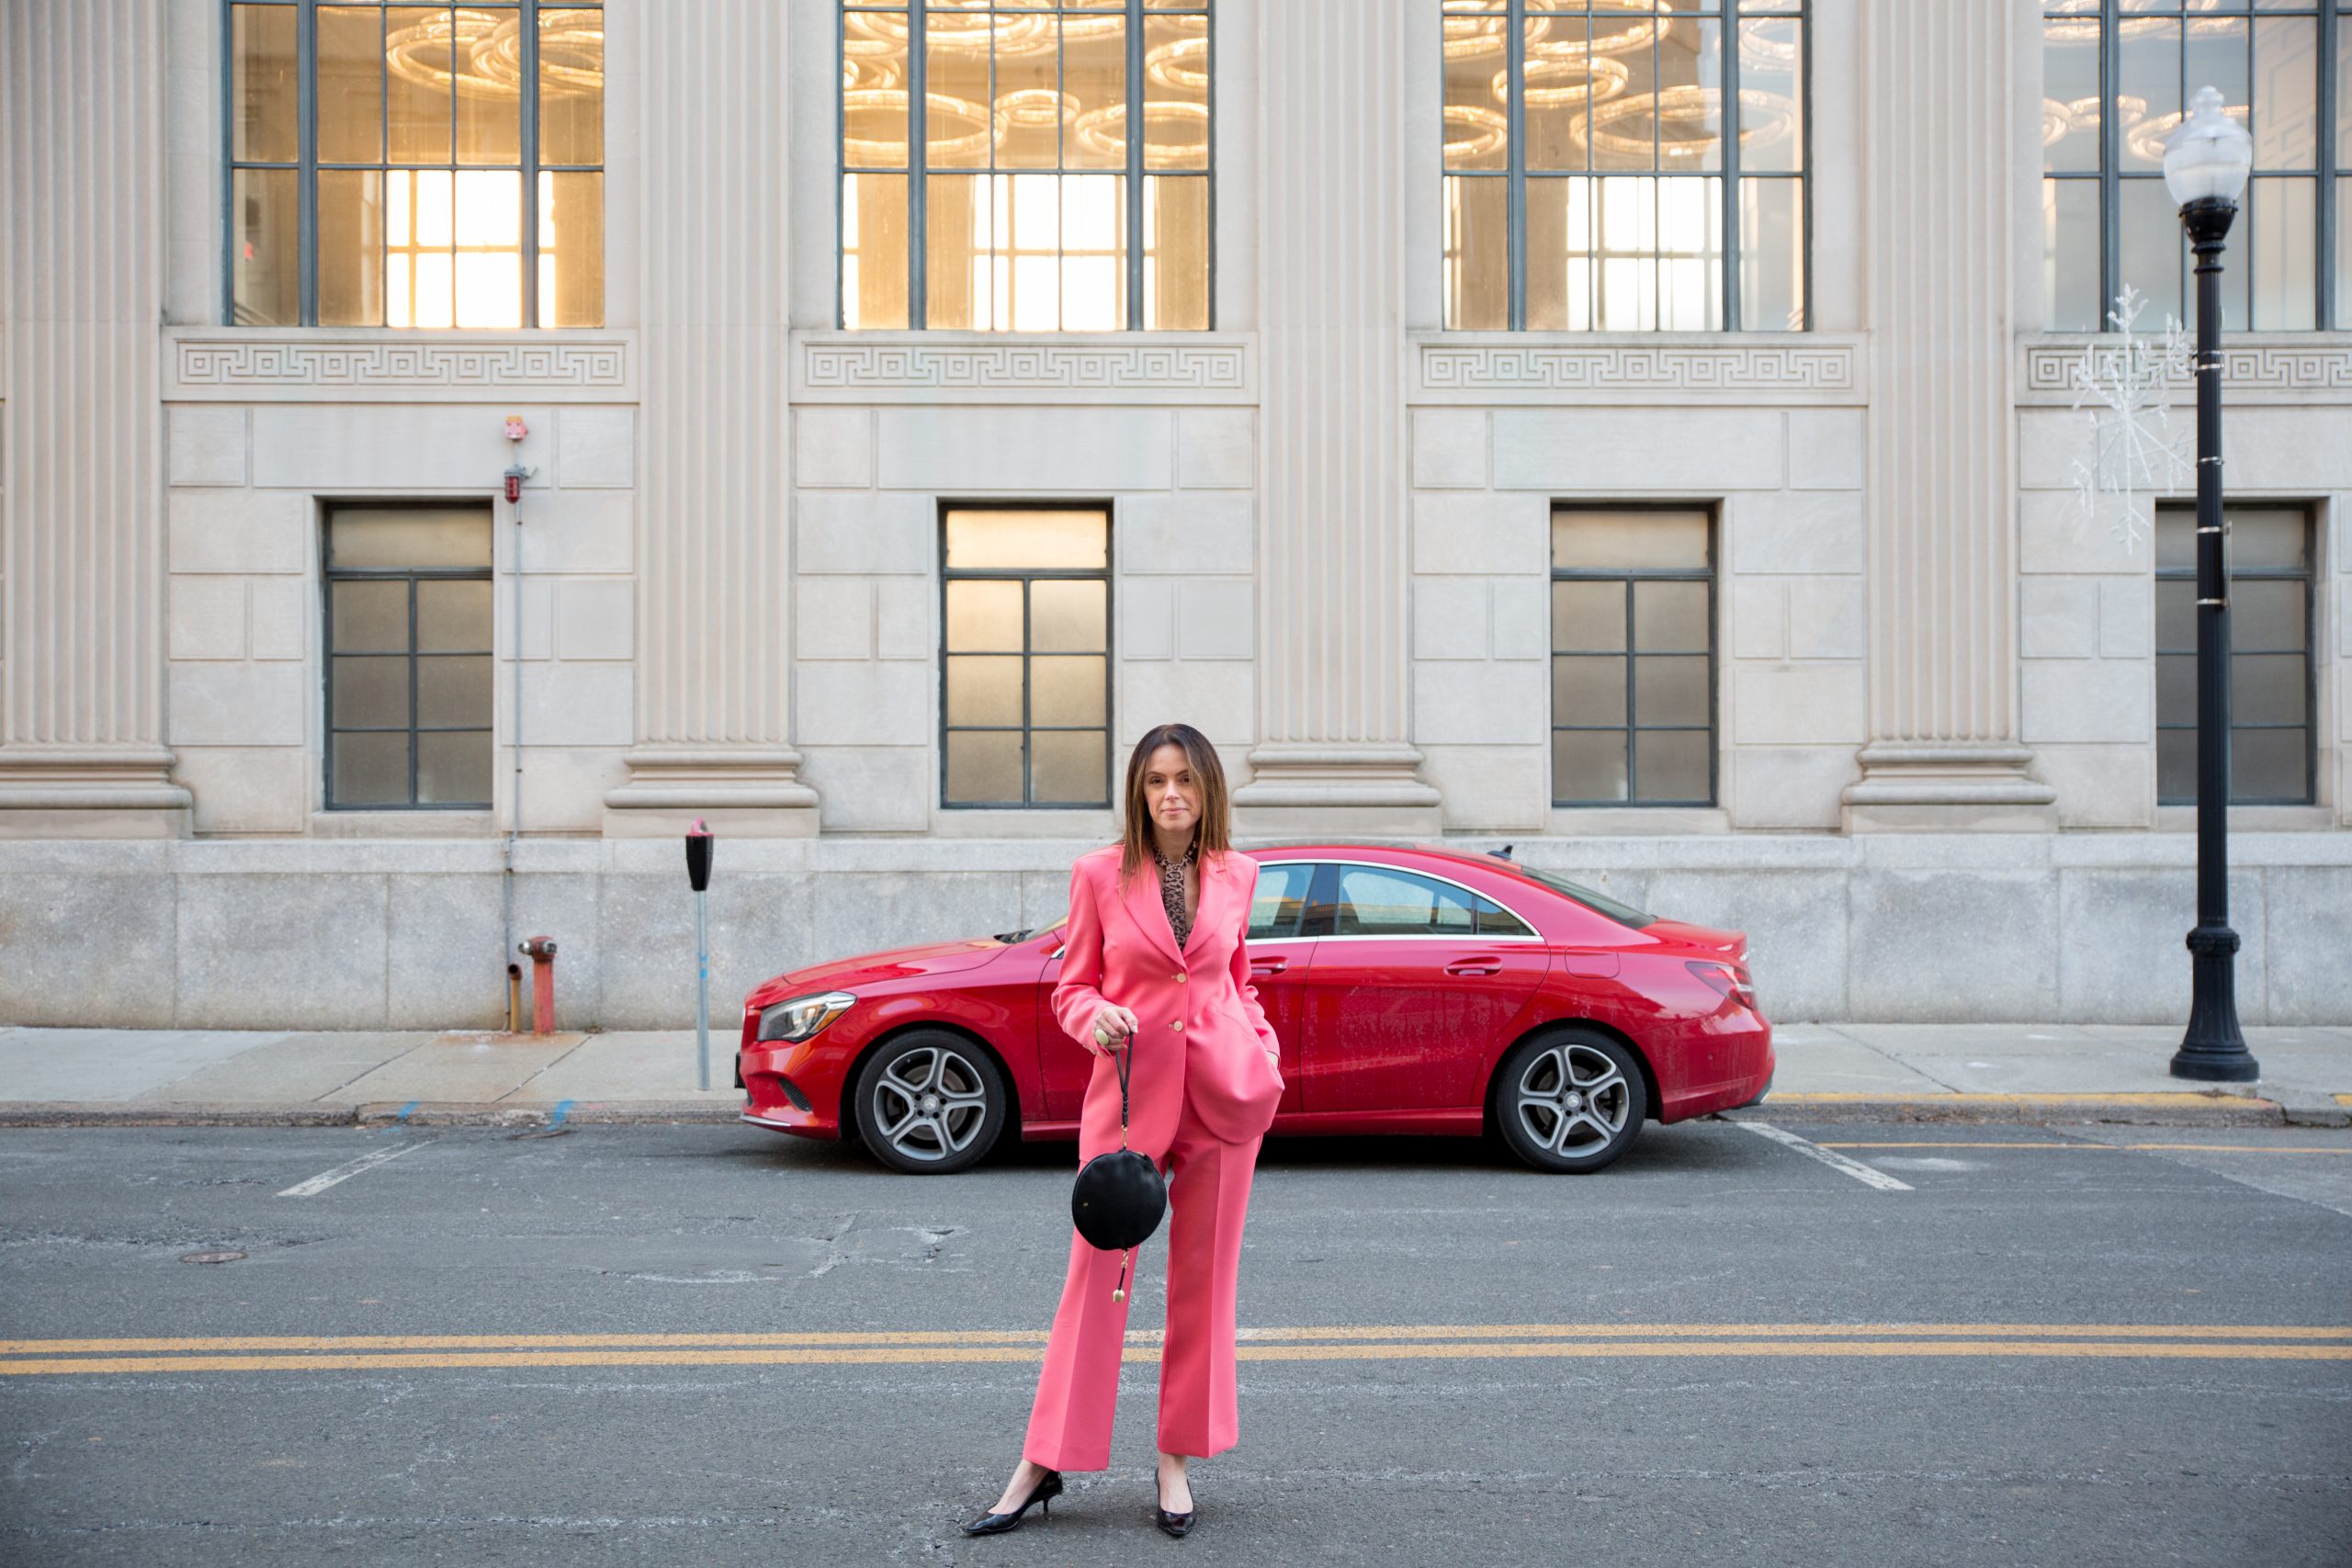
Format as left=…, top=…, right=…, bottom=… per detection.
left=2, top=835, right=2346, bottom=1031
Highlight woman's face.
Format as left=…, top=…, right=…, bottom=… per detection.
left=1142, top=742, right=1201, bottom=838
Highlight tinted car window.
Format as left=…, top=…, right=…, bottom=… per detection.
left=1506, top=864, right=1656, bottom=929
left=1248, top=861, right=1317, bottom=940
left=1475, top=897, right=1534, bottom=938
left=1335, top=866, right=1476, bottom=936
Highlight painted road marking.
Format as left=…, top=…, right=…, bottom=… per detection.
left=1766, top=1092, right=2278, bottom=1109
left=4, top=1325, right=2348, bottom=1376
left=1737, top=1120, right=1913, bottom=1190
left=1818, top=1142, right=2352, bottom=1155
left=277, top=1138, right=436, bottom=1198
left=9, top=1323, right=2348, bottom=1357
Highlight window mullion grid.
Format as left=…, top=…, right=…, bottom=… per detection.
left=835, top=6, right=845, bottom=327
left=2099, top=0, right=2118, bottom=328
left=1798, top=0, right=1812, bottom=330
left=1621, top=578, right=1636, bottom=799
left=2319, top=5, right=2338, bottom=328
left=910, top=1, right=928, bottom=328
left=376, top=0, right=391, bottom=326
left=1507, top=0, right=1526, bottom=330
left=520, top=0, right=540, bottom=327
left=299, top=0, right=320, bottom=323
left=1020, top=572, right=1034, bottom=805
left=406, top=577, right=421, bottom=806
left=1722, top=0, right=1743, bottom=331
left=2303, top=554, right=2316, bottom=799
left=1126, top=0, right=1147, bottom=329
left=1552, top=564, right=1712, bottom=807
left=1204, top=2, right=1216, bottom=330
left=2181, top=6, right=2195, bottom=319
left=322, top=555, right=336, bottom=807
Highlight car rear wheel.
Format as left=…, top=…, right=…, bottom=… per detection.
left=850, top=1031, right=1009, bottom=1175
left=1492, top=1029, right=1645, bottom=1174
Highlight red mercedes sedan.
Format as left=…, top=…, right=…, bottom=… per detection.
left=737, top=843, right=1772, bottom=1176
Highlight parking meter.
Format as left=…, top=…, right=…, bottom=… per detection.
left=687, top=820, right=713, bottom=1088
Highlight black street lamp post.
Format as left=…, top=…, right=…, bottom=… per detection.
left=2162, top=87, right=2259, bottom=1084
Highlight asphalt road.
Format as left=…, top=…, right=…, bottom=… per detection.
left=3, top=1116, right=2348, bottom=1567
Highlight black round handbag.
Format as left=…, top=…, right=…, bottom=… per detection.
left=1069, top=1034, right=1165, bottom=1302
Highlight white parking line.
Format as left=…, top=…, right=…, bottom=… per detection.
left=277, top=1139, right=436, bottom=1198
left=1737, top=1121, right=1914, bottom=1191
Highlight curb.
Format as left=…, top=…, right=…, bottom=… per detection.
left=0, top=1100, right=746, bottom=1130
left=3, top=1095, right=2345, bottom=1132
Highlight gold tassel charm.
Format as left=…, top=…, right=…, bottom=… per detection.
left=1113, top=1247, right=1133, bottom=1303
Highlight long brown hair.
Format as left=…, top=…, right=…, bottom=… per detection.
left=1116, top=723, right=1233, bottom=887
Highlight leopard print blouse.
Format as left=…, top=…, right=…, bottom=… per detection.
left=1153, top=836, right=1199, bottom=953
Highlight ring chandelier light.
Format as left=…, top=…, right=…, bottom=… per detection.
left=838, top=8, right=1210, bottom=164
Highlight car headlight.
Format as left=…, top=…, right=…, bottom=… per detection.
left=756, top=990, right=856, bottom=1043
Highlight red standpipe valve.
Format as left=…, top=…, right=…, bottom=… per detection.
left=518, top=936, right=558, bottom=1034
left=503, top=413, right=530, bottom=502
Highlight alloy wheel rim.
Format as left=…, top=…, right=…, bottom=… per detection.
left=1513, top=1043, right=1631, bottom=1156
left=873, top=1045, right=990, bottom=1161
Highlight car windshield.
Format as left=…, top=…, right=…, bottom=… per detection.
left=1504, top=864, right=1657, bottom=930
left=993, top=916, right=1069, bottom=945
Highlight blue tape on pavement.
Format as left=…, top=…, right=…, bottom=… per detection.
left=548, top=1099, right=575, bottom=1127
left=395, top=1101, right=420, bottom=1122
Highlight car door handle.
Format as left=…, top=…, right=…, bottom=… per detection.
left=1446, top=956, right=1502, bottom=976
left=1250, top=957, right=1289, bottom=976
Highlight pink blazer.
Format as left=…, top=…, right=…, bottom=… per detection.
left=1050, top=842, right=1286, bottom=1150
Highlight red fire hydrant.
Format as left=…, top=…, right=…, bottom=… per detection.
left=518, top=936, right=558, bottom=1034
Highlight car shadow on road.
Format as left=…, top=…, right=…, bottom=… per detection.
left=740, top=1116, right=1767, bottom=1179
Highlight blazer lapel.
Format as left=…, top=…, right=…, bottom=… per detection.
left=1182, top=852, right=1229, bottom=960
left=1119, top=855, right=1185, bottom=968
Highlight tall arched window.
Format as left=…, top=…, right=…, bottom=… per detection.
left=839, top=1, right=1213, bottom=331
left=1442, top=0, right=1808, bottom=333
left=226, top=1, right=605, bottom=327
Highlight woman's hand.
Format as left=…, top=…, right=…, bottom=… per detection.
left=1090, top=1004, right=1141, bottom=1055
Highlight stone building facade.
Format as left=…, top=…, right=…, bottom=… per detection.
left=3, top=0, right=2347, bottom=1031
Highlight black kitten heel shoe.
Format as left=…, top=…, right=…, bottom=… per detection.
left=1154, top=1478, right=1194, bottom=1539
left=962, top=1468, right=1063, bottom=1536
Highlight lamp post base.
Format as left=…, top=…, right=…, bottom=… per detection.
left=2170, top=923, right=2259, bottom=1081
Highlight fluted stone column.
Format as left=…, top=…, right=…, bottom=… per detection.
left=1231, top=0, right=1442, bottom=836
left=1840, top=0, right=2056, bottom=831
left=603, top=0, right=819, bottom=835
left=0, top=0, right=192, bottom=837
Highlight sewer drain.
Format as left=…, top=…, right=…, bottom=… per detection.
left=178, top=1249, right=247, bottom=1265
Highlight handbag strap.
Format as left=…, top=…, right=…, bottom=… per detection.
left=1111, top=1033, right=1132, bottom=1151
left=1109, top=1033, right=1136, bottom=1301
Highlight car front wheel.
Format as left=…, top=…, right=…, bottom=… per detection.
left=849, top=1031, right=1010, bottom=1175
left=1493, top=1029, right=1646, bottom=1174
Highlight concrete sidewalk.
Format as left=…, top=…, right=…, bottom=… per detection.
left=0, top=1021, right=2346, bottom=1129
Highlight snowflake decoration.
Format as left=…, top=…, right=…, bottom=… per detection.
left=2065, top=286, right=2195, bottom=556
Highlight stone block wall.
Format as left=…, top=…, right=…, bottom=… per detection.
left=4, top=835, right=2346, bottom=1030
left=789, top=386, right=1262, bottom=835
left=1405, top=366, right=1871, bottom=832
left=160, top=399, right=640, bottom=835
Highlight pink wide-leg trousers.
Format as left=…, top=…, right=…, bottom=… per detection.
left=1021, top=1089, right=1263, bottom=1470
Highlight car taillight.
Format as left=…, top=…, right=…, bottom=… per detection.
left=1686, top=960, right=1758, bottom=1013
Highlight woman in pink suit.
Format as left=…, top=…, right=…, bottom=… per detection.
left=965, top=722, right=1284, bottom=1540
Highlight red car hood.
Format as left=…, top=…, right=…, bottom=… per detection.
left=1639, top=919, right=1747, bottom=961
left=749, top=937, right=1009, bottom=1005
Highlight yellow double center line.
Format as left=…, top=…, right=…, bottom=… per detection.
left=4, top=1323, right=2347, bottom=1376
